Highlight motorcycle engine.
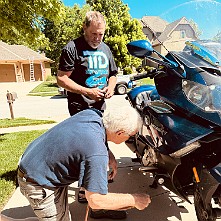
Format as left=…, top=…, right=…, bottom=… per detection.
left=142, top=146, right=158, bottom=167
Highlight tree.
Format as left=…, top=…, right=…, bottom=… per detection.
left=0, top=0, right=64, bottom=50
left=86, top=0, right=146, bottom=70
left=43, top=4, right=91, bottom=73
left=189, top=19, right=202, bottom=39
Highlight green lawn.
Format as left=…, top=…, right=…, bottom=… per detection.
left=0, top=118, right=56, bottom=128
left=0, top=130, right=46, bottom=210
left=28, top=80, right=60, bottom=97
left=0, top=117, right=56, bottom=210
left=138, top=78, right=155, bottom=85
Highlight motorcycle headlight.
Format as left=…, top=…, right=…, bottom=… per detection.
left=182, top=80, right=221, bottom=113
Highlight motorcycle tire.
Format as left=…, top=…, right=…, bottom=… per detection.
left=194, top=188, right=216, bottom=221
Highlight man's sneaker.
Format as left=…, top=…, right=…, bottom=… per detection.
left=90, top=209, right=127, bottom=219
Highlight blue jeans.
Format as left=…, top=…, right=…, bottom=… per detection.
left=18, top=176, right=71, bottom=221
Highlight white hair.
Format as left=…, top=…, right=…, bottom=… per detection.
left=102, top=106, right=142, bottom=134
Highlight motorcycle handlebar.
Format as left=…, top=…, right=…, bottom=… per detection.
left=130, top=69, right=157, bottom=81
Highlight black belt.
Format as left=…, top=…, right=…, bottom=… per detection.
left=17, top=168, right=37, bottom=184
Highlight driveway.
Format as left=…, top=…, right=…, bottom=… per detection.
left=0, top=82, right=198, bottom=221
left=0, top=81, right=69, bottom=122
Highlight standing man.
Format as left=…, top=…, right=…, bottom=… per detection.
left=17, top=106, right=151, bottom=221
left=57, top=11, right=119, bottom=217
left=57, top=11, right=117, bottom=116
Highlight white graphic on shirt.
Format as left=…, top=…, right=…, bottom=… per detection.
left=83, top=51, right=109, bottom=89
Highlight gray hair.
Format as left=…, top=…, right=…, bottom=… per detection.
left=84, top=11, right=106, bottom=27
left=102, top=106, right=142, bottom=134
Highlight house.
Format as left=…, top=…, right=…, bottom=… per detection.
left=141, top=16, right=169, bottom=43
left=140, top=16, right=198, bottom=55
left=0, top=41, right=53, bottom=83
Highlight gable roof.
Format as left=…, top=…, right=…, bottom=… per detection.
left=141, top=16, right=169, bottom=33
left=155, top=17, right=195, bottom=44
left=0, top=41, right=53, bottom=62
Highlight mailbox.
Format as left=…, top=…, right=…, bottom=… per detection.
left=6, top=91, right=17, bottom=119
left=6, top=91, right=17, bottom=103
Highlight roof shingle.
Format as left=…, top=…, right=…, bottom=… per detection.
left=141, top=16, right=169, bottom=33
left=0, top=41, right=53, bottom=62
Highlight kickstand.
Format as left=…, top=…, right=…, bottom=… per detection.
left=84, top=205, right=90, bottom=221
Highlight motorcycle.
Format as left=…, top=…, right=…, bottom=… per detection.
left=125, top=39, right=221, bottom=221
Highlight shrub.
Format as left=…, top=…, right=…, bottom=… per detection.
left=123, top=67, right=133, bottom=75
left=136, top=66, right=145, bottom=73
left=46, top=75, right=56, bottom=82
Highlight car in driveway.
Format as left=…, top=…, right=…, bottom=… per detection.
left=115, top=74, right=137, bottom=95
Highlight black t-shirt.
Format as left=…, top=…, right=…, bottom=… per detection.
left=58, top=36, right=117, bottom=110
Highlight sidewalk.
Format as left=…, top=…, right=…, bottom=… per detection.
left=0, top=123, right=58, bottom=134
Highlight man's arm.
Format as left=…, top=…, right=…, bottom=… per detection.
left=108, top=149, right=117, bottom=180
left=57, top=70, right=106, bottom=101
left=57, top=70, right=88, bottom=95
left=85, top=191, right=151, bottom=211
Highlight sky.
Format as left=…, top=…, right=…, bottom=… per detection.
left=62, top=0, right=221, bottom=39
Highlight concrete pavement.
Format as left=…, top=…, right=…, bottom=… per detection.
left=0, top=82, right=198, bottom=221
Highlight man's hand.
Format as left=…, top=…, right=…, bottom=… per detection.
left=132, top=194, right=151, bottom=210
left=108, top=150, right=117, bottom=180
left=104, top=76, right=117, bottom=99
left=86, top=88, right=106, bottom=101
left=104, top=86, right=115, bottom=99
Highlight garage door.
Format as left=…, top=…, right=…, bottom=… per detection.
left=0, top=64, right=16, bottom=82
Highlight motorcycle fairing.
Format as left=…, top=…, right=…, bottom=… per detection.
left=145, top=100, right=174, bottom=114
left=127, top=85, right=158, bottom=104
left=154, top=68, right=221, bottom=127
left=211, top=163, right=221, bottom=183
left=146, top=105, right=213, bottom=154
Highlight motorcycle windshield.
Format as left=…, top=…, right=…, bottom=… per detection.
left=172, top=50, right=218, bottom=69
left=199, top=41, right=221, bottom=63
left=184, top=40, right=221, bottom=67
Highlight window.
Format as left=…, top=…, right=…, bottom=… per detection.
left=181, top=30, right=186, bottom=38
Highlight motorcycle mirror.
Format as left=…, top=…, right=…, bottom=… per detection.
left=127, top=40, right=179, bottom=69
left=127, top=40, right=154, bottom=58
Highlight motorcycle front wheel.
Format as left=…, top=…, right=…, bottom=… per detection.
left=194, top=188, right=216, bottom=221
